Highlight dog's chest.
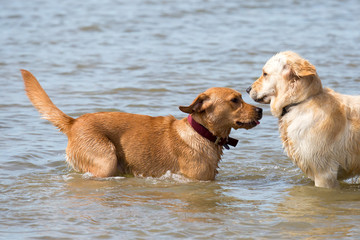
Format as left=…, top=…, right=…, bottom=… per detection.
left=279, top=111, right=315, bottom=164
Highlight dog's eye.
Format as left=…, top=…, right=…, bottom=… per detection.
left=231, top=97, right=239, bottom=103
left=263, top=72, right=268, bottom=77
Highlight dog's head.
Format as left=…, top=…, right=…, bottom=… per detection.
left=179, top=87, right=262, bottom=138
left=247, top=51, right=323, bottom=118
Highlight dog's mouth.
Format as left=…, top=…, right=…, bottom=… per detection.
left=236, top=120, right=260, bottom=129
left=254, top=95, right=271, bottom=104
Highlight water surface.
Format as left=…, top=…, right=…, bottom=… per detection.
left=1, top=0, right=360, bottom=239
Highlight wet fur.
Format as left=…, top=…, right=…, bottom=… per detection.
left=248, top=51, right=360, bottom=188
left=21, top=70, right=262, bottom=180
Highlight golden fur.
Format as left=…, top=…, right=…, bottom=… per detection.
left=247, top=51, right=360, bottom=188
left=21, top=70, right=262, bottom=180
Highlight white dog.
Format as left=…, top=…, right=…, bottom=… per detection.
left=247, top=51, right=360, bottom=188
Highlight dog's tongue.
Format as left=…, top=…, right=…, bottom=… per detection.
left=255, top=120, right=260, bottom=125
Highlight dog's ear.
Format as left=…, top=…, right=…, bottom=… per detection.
left=179, top=93, right=210, bottom=114
left=290, top=59, right=317, bottom=79
left=283, top=57, right=322, bottom=103
left=282, top=64, right=294, bottom=80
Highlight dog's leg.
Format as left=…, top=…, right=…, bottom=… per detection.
left=66, top=136, right=119, bottom=178
left=178, top=157, right=217, bottom=181
left=314, top=170, right=340, bottom=189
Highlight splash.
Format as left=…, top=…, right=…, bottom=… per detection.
left=61, top=171, right=192, bottom=183
left=81, top=172, right=126, bottom=181
left=61, top=172, right=125, bottom=181
left=145, top=170, right=194, bottom=184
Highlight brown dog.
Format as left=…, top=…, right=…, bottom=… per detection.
left=247, top=51, right=360, bottom=188
left=21, top=70, right=262, bottom=180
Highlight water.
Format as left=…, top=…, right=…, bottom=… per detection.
left=1, top=0, right=360, bottom=239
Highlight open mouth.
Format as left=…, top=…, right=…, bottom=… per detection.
left=236, top=120, right=260, bottom=129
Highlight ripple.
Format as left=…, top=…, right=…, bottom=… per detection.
left=111, top=87, right=170, bottom=93
left=126, top=65, right=147, bottom=71
left=79, top=24, right=102, bottom=32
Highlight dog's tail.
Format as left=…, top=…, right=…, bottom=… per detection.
left=21, top=69, right=74, bottom=134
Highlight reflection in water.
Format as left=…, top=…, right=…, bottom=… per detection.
left=64, top=173, right=231, bottom=215
left=64, top=174, right=268, bottom=232
left=275, top=185, right=360, bottom=239
left=61, top=174, right=244, bottom=237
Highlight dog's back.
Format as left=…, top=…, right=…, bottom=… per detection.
left=329, top=89, right=360, bottom=116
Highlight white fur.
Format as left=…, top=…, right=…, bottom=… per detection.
left=248, top=51, right=360, bottom=188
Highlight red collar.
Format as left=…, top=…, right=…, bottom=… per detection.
left=187, top=115, right=238, bottom=149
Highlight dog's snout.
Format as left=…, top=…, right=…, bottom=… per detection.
left=256, top=107, right=263, bottom=119
left=246, top=86, right=252, bottom=94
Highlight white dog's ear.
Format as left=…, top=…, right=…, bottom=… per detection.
left=292, top=59, right=317, bottom=78
left=282, top=64, right=294, bottom=80
left=179, top=93, right=211, bottom=114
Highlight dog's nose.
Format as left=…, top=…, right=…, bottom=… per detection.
left=256, top=107, right=263, bottom=118
left=246, top=86, right=252, bottom=94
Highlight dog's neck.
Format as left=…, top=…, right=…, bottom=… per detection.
left=281, top=102, right=302, bottom=117
left=280, top=90, right=322, bottom=117
left=187, top=115, right=238, bottom=149
left=281, top=77, right=324, bottom=118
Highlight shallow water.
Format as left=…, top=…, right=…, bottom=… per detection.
left=1, top=0, right=360, bottom=239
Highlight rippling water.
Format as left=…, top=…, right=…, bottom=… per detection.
left=1, top=0, right=360, bottom=239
